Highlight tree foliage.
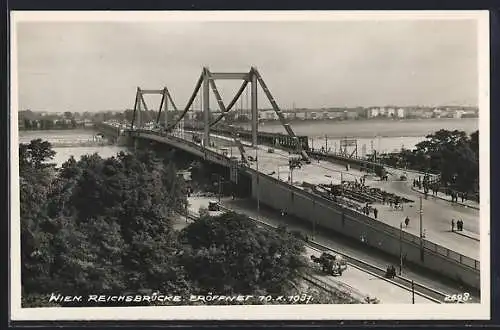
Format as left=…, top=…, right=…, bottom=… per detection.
left=380, top=129, right=479, bottom=192
left=179, top=212, right=307, bottom=296
left=20, top=140, right=307, bottom=307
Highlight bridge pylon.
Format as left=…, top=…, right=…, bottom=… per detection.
left=130, top=67, right=310, bottom=162
left=130, top=87, right=177, bottom=130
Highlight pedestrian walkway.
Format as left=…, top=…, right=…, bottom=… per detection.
left=411, top=186, right=479, bottom=210
left=220, top=198, right=479, bottom=302
left=453, top=229, right=480, bottom=242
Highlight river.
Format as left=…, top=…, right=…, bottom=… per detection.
left=19, top=118, right=478, bottom=165
left=19, top=129, right=128, bottom=167
left=243, top=118, right=478, bottom=155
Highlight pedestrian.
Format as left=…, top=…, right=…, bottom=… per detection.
left=389, top=200, right=393, bottom=208
left=461, top=192, right=465, bottom=202
left=451, top=219, right=455, bottom=232
left=374, top=208, right=378, bottom=219
left=404, top=216, right=410, bottom=227
left=458, top=219, right=464, bottom=231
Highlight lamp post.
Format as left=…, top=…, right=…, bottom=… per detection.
left=218, top=174, right=222, bottom=203
left=419, top=196, right=424, bottom=261
left=399, top=222, right=403, bottom=275
left=256, top=147, right=260, bottom=217
left=412, top=280, right=415, bottom=304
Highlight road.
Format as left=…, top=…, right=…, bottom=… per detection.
left=179, top=130, right=480, bottom=260
left=215, top=197, right=480, bottom=302
left=183, top=196, right=438, bottom=304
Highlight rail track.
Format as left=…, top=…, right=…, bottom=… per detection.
left=182, top=212, right=362, bottom=303
left=213, top=205, right=454, bottom=304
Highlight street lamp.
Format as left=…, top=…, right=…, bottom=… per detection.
left=419, top=196, right=424, bottom=262
left=256, top=147, right=260, bottom=218
left=399, top=222, right=403, bottom=275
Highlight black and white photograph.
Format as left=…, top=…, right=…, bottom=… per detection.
left=9, top=11, right=490, bottom=321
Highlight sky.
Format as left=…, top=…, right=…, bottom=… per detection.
left=15, top=18, right=479, bottom=112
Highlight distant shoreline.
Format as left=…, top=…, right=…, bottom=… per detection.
left=240, top=117, right=479, bottom=139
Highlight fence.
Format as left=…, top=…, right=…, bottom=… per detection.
left=131, top=128, right=479, bottom=272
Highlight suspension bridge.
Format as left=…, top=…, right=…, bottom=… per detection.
left=96, top=66, right=481, bottom=293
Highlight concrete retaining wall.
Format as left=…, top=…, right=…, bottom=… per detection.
left=250, top=170, right=480, bottom=290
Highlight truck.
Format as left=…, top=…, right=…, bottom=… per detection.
left=208, top=200, right=224, bottom=217
left=310, top=252, right=347, bottom=276
left=192, top=134, right=202, bottom=144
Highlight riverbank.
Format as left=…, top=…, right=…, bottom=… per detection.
left=242, top=118, right=478, bottom=139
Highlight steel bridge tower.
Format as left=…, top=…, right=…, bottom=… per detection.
left=130, top=66, right=310, bottom=162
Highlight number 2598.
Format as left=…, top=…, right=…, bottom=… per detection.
left=444, top=293, right=470, bottom=303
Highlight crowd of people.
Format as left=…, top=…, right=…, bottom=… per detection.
left=451, top=219, right=465, bottom=232
left=413, top=176, right=470, bottom=204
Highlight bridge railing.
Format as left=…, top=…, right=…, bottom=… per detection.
left=245, top=165, right=479, bottom=272
left=131, top=128, right=479, bottom=272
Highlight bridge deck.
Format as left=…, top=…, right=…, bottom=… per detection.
left=174, top=130, right=479, bottom=261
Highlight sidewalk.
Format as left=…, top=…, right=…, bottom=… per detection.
left=220, top=198, right=479, bottom=301
left=410, top=186, right=479, bottom=210
left=453, top=229, right=480, bottom=242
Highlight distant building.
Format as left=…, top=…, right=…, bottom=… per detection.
left=396, top=108, right=405, bottom=118
left=295, top=112, right=306, bottom=120
left=367, top=108, right=379, bottom=118
left=453, top=110, right=465, bottom=119
left=345, top=110, right=358, bottom=120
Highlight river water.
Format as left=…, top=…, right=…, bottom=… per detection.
left=244, top=118, right=478, bottom=155
left=19, top=118, right=478, bottom=166
left=19, top=129, right=128, bottom=167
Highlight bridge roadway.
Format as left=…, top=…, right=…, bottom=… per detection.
left=174, top=130, right=479, bottom=261
left=184, top=196, right=436, bottom=304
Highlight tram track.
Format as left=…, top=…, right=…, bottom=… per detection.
left=215, top=204, right=448, bottom=304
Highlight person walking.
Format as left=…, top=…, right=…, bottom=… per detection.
left=404, top=216, right=410, bottom=228
left=451, top=219, right=455, bottom=232
left=373, top=208, right=378, bottom=219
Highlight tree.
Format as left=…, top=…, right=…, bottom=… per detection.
left=19, top=139, right=56, bottom=171
left=179, top=212, right=307, bottom=296
left=21, top=145, right=193, bottom=306
left=470, top=130, right=479, bottom=158
left=392, top=129, right=479, bottom=193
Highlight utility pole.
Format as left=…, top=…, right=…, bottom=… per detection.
left=412, top=280, right=415, bottom=304
left=256, top=148, right=260, bottom=217
left=218, top=175, right=222, bottom=202
left=399, top=222, right=403, bottom=275
left=419, top=196, right=424, bottom=261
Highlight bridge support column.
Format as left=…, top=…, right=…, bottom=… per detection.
left=203, top=68, right=210, bottom=147
left=164, top=88, right=168, bottom=129
left=137, top=88, right=142, bottom=129
left=251, top=71, right=258, bottom=147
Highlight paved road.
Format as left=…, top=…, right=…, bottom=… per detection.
left=178, top=131, right=480, bottom=260
left=219, top=198, right=480, bottom=302
left=184, top=196, right=436, bottom=304
left=305, top=247, right=433, bottom=304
